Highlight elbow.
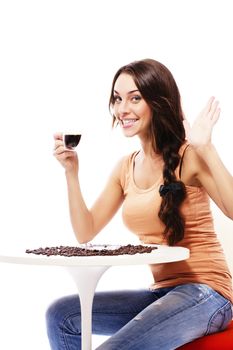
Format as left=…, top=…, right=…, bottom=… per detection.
left=222, top=207, right=233, bottom=221
left=226, top=212, right=233, bottom=221
left=72, top=216, right=98, bottom=244
left=73, top=227, right=97, bottom=245
left=73, top=231, right=93, bottom=245
left=76, top=237, right=92, bottom=245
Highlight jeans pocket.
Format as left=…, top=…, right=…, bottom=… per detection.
left=206, top=301, right=233, bottom=335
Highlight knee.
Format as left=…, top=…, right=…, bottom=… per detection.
left=46, top=297, right=64, bottom=337
left=46, top=295, right=81, bottom=337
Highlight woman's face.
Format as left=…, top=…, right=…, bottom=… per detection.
left=113, top=73, right=152, bottom=139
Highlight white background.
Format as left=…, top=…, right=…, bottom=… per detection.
left=0, top=0, right=233, bottom=349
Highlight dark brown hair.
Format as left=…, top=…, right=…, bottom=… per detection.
left=109, top=59, right=187, bottom=245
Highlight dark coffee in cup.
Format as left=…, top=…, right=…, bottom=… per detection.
left=64, top=134, right=81, bottom=149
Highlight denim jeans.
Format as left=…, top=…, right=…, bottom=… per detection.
left=46, top=283, right=232, bottom=350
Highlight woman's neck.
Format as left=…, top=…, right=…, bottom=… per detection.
left=139, top=139, right=160, bottom=160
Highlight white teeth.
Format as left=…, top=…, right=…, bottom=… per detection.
left=122, top=119, right=137, bottom=125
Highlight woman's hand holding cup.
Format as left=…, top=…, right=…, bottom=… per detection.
left=53, top=132, right=80, bottom=174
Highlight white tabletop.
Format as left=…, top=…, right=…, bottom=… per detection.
left=0, top=244, right=189, bottom=267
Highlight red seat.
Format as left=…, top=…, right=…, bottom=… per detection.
left=177, top=320, right=233, bottom=350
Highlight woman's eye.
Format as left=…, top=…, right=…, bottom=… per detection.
left=131, top=95, right=141, bottom=103
left=113, top=95, right=121, bottom=103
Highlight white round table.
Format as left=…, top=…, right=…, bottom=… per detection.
left=0, top=244, right=189, bottom=350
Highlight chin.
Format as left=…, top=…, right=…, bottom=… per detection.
left=122, top=130, right=137, bottom=138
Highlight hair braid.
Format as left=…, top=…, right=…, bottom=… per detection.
left=158, top=145, right=186, bottom=245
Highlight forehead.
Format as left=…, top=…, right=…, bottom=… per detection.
left=114, top=73, right=138, bottom=93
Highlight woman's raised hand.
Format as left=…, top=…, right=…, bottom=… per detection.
left=183, top=97, right=221, bottom=148
left=53, top=132, right=79, bottom=174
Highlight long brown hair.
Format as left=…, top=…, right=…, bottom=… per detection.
left=109, top=59, right=187, bottom=246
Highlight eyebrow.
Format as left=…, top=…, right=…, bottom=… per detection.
left=113, top=89, right=140, bottom=95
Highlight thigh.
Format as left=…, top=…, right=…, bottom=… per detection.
left=97, top=283, right=232, bottom=350
left=46, top=289, right=159, bottom=336
left=92, top=289, right=159, bottom=335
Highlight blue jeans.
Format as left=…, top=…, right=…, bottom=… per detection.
left=46, top=283, right=232, bottom=350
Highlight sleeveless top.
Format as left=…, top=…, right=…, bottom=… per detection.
left=120, top=144, right=233, bottom=303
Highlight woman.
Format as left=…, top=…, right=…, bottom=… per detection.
left=47, top=59, right=233, bottom=349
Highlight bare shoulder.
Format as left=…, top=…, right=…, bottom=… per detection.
left=179, top=144, right=204, bottom=186
left=110, top=153, right=133, bottom=181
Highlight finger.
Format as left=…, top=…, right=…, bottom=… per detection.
left=53, top=132, right=63, bottom=141
left=210, top=107, right=221, bottom=125
left=203, top=96, right=215, bottom=116
left=54, top=150, right=75, bottom=160
left=54, top=144, right=69, bottom=156
left=54, top=139, right=64, bottom=151
left=209, top=100, right=220, bottom=120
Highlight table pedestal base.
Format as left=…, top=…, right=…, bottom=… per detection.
left=66, top=265, right=110, bottom=350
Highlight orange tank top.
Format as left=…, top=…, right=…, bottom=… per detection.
left=120, top=146, right=233, bottom=303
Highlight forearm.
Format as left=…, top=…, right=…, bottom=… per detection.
left=197, top=144, right=233, bottom=218
left=65, top=171, right=96, bottom=243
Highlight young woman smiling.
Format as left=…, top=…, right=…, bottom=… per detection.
left=48, top=59, right=233, bottom=350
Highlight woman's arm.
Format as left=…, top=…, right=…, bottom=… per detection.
left=183, top=97, right=233, bottom=219
left=54, top=133, right=125, bottom=243
left=65, top=160, right=124, bottom=243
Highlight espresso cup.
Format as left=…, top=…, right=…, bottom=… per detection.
left=63, top=133, right=82, bottom=150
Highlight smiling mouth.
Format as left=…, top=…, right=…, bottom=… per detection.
left=120, top=119, right=138, bottom=128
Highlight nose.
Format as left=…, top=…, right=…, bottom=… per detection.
left=117, top=99, right=130, bottom=115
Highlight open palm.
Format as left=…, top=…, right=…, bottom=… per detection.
left=183, top=97, right=220, bottom=148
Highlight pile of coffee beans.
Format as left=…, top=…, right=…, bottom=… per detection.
left=25, top=244, right=158, bottom=257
